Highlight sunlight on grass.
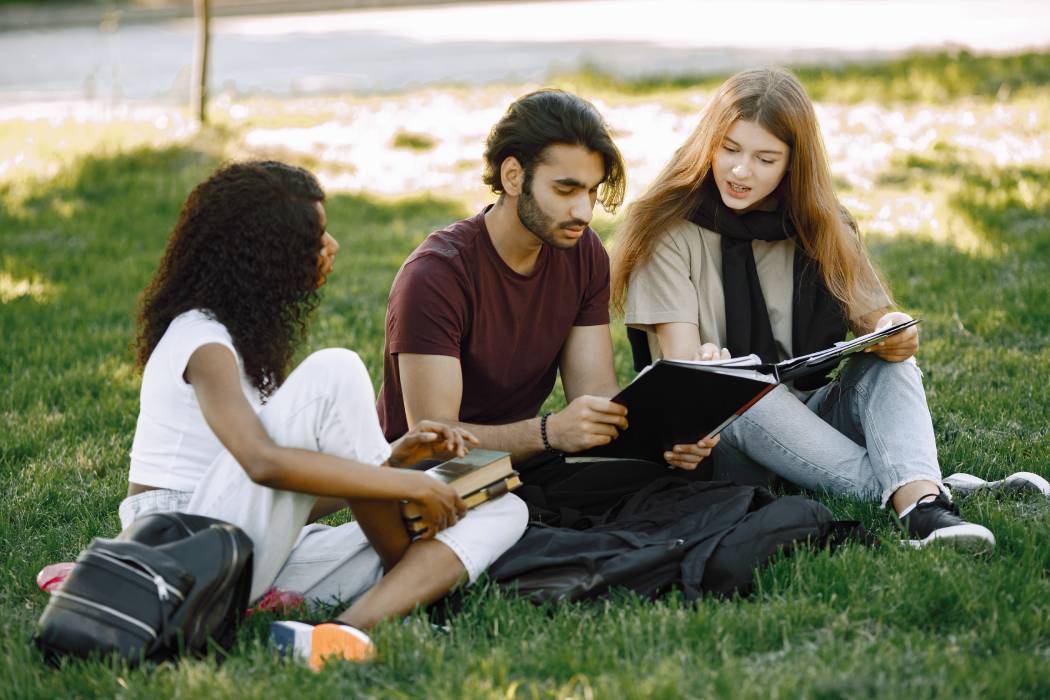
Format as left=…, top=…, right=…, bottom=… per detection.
left=822, top=103, right=1047, bottom=188
left=506, top=673, right=597, bottom=699
left=227, top=93, right=1048, bottom=247
left=95, top=357, right=139, bottom=392
left=237, top=89, right=514, bottom=199
left=845, top=191, right=993, bottom=255
left=391, top=130, right=436, bottom=151
left=0, top=112, right=201, bottom=218
left=0, top=108, right=193, bottom=175
left=4, top=60, right=1045, bottom=254
left=0, top=271, right=54, bottom=303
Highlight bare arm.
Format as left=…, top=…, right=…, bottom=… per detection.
left=398, top=346, right=628, bottom=459
left=399, top=353, right=546, bottom=460
left=558, top=324, right=620, bottom=401
left=653, top=322, right=729, bottom=362
left=186, top=344, right=466, bottom=535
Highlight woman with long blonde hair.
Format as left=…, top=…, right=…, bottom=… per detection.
left=611, top=67, right=1024, bottom=551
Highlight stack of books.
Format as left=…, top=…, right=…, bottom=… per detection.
left=400, top=449, right=520, bottom=535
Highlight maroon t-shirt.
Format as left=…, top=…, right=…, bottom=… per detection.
left=377, top=208, right=610, bottom=440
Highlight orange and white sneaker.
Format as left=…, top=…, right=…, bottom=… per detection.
left=269, top=621, right=376, bottom=670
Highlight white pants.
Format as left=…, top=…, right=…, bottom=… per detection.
left=121, top=348, right=529, bottom=604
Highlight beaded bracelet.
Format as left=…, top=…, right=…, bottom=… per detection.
left=540, top=411, right=556, bottom=452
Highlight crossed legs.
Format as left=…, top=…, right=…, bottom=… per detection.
left=186, top=348, right=527, bottom=628
left=718, top=353, right=943, bottom=514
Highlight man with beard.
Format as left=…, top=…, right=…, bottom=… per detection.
left=376, top=90, right=718, bottom=519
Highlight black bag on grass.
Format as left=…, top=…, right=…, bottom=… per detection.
left=34, top=512, right=253, bottom=666
left=489, top=477, right=868, bottom=603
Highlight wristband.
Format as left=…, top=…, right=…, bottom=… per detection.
left=540, top=411, right=557, bottom=453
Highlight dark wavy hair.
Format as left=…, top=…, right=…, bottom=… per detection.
left=135, top=160, right=326, bottom=399
left=482, top=89, right=627, bottom=213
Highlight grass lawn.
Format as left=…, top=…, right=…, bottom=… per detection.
left=1, top=51, right=1049, bottom=698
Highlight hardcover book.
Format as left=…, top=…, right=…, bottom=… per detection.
left=399, top=449, right=517, bottom=530
left=402, top=473, right=522, bottom=534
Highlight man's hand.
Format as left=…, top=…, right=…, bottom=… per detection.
left=387, top=420, right=479, bottom=468
left=401, top=471, right=467, bottom=539
left=865, top=311, right=918, bottom=362
left=546, top=395, right=629, bottom=453
left=666, top=435, right=720, bottom=470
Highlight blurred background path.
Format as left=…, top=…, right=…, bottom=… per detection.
left=4, top=0, right=1050, bottom=103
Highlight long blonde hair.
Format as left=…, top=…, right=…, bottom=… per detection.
left=610, top=67, right=887, bottom=319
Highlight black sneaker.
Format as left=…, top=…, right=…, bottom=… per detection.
left=900, top=493, right=995, bottom=554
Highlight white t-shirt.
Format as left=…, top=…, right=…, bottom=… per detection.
left=129, top=310, right=263, bottom=492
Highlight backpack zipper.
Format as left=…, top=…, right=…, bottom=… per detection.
left=186, top=524, right=242, bottom=643
left=89, top=550, right=185, bottom=602
left=50, top=590, right=158, bottom=640
left=213, top=524, right=242, bottom=594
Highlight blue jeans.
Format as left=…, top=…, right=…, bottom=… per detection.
left=717, top=353, right=944, bottom=508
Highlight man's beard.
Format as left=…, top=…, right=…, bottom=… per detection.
left=516, top=182, right=585, bottom=250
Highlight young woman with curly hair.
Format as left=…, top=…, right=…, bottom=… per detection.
left=611, top=67, right=1009, bottom=552
left=121, top=161, right=528, bottom=667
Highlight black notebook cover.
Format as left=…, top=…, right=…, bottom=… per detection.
left=580, top=361, right=776, bottom=465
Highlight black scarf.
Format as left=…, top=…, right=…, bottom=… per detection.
left=687, top=183, right=847, bottom=390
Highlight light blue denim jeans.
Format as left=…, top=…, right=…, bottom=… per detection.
left=716, top=353, right=944, bottom=508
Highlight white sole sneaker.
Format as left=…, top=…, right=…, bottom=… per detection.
left=944, top=472, right=1050, bottom=498
left=269, top=621, right=375, bottom=670
left=902, top=522, right=996, bottom=554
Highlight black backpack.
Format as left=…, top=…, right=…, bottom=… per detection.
left=34, top=512, right=253, bottom=666
left=488, top=477, right=868, bottom=603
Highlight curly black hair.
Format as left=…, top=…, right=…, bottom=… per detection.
left=135, top=160, right=326, bottom=399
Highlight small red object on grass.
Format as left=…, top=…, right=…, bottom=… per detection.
left=246, top=587, right=306, bottom=617
left=36, top=562, right=75, bottom=593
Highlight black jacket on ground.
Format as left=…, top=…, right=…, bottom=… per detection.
left=490, top=475, right=848, bottom=603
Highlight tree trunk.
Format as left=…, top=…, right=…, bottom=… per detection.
left=191, top=0, right=211, bottom=125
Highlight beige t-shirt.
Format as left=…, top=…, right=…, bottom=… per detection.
left=624, top=218, right=889, bottom=364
